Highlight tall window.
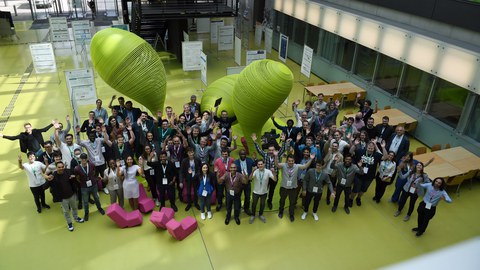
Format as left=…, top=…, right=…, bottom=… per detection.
left=398, top=65, right=434, bottom=110
left=374, top=54, right=403, bottom=95
left=335, top=37, right=355, bottom=71
left=319, top=30, right=336, bottom=62
left=293, top=20, right=306, bottom=44
left=354, top=45, right=377, bottom=81
left=306, top=24, right=319, bottom=53
left=465, top=95, right=480, bottom=142
left=429, top=79, right=469, bottom=128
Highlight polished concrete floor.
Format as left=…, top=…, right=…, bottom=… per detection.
left=0, top=22, right=479, bottom=270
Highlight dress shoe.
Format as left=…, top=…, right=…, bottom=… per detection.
left=235, top=217, right=241, bottom=225
left=216, top=204, right=222, bottom=212
left=225, top=217, right=230, bottom=225
left=278, top=212, right=283, bottom=219
left=194, top=204, right=201, bottom=210
left=267, top=201, right=273, bottom=210
left=289, top=215, right=295, bottom=222
left=344, top=207, right=350, bottom=215
left=331, top=206, right=337, bottom=213
left=98, top=208, right=105, bottom=215
left=84, top=213, right=89, bottom=221
left=172, top=204, right=178, bottom=212
left=185, top=204, right=192, bottom=211
left=412, top=227, right=419, bottom=232
left=356, top=198, right=362, bottom=206
left=42, top=204, right=50, bottom=209
left=88, top=199, right=95, bottom=204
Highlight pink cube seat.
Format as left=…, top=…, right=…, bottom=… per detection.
left=106, top=203, right=143, bottom=228
left=138, top=183, right=155, bottom=213
left=149, top=207, right=175, bottom=229
left=166, top=216, right=198, bottom=241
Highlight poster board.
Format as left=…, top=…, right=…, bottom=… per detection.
left=200, top=51, right=207, bottom=86
left=265, top=28, right=273, bottom=54
left=197, top=18, right=210, bottom=33
left=218, top=25, right=234, bottom=51
left=49, top=17, right=69, bottom=42
left=29, top=43, right=57, bottom=74
left=300, top=45, right=313, bottom=78
left=246, top=50, right=266, bottom=66
left=65, top=69, right=97, bottom=106
left=182, top=41, right=203, bottom=71
left=72, top=20, right=92, bottom=45
left=210, top=19, right=224, bottom=44
left=279, top=33, right=288, bottom=63
left=235, top=36, right=242, bottom=65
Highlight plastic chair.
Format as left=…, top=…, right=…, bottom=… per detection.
left=416, top=147, right=427, bottom=155
left=446, top=174, right=467, bottom=196
left=445, top=143, right=451, bottom=149
left=383, top=105, right=391, bottom=110
left=318, top=82, right=326, bottom=85
left=405, top=122, right=417, bottom=134
left=166, top=216, right=198, bottom=241
left=431, top=144, right=441, bottom=152
left=306, top=82, right=315, bottom=87
left=106, top=203, right=143, bottom=228
left=138, top=183, right=155, bottom=213
left=329, top=81, right=337, bottom=84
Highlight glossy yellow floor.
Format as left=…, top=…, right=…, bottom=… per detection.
left=1, top=24, right=479, bottom=270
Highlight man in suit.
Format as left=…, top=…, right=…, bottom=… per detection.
left=386, top=125, right=410, bottom=180
left=234, top=149, right=256, bottom=215
left=375, top=116, right=394, bottom=144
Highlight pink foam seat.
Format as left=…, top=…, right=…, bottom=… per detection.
left=138, top=183, right=155, bottom=213
left=166, top=216, right=198, bottom=241
left=106, top=203, right=143, bottom=228
left=149, top=207, right=175, bottom=229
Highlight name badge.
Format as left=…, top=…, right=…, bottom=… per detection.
left=363, top=167, right=368, bottom=174
left=101, top=146, right=106, bottom=153
left=175, top=161, right=180, bottom=168
left=221, top=128, right=226, bottom=133
left=120, top=160, right=125, bottom=167
left=313, top=187, right=318, bottom=193
left=162, top=177, right=168, bottom=185
left=286, top=180, right=292, bottom=187
left=95, top=156, right=101, bottom=162
left=409, top=187, right=416, bottom=194
left=425, top=202, right=432, bottom=209
left=86, top=180, right=92, bottom=187
left=113, top=184, right=119, bottom=190
left=229, top=190, right=234, bottom=196
left=202, top=190, right=208, bottom=197
left=340, top=178, right=347, bottom=185
left=149, top=170, right=155, bottom=176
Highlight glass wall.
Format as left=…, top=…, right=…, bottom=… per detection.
left=374, top=55, right=403, bottom=95
left=306, top=24, right=319, bottom=53
left=398, top=65, right=434, bottom=110
left=465, top=95, right=480, bottom=142
left=353, top=45, right=377, bottom=81
left=319, top=30, right=336, bottom=62
left=293, top=20, right=307, bottom=44
left=429, top=79, right=469, bottom=128
left=335, top=37, right=355, bottom=71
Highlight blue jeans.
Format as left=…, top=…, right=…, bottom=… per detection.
left=81, top=185, right=102, bottom=214
left=390, top=177, right=407, bottom=203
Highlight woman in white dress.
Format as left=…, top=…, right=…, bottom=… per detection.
left=120, top=156, right=144, bottom=210
left=103, top=159, right=124, bottom=208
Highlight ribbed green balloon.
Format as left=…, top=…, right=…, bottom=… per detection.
left=201, top=74, right=238, bottom=117
left=233, top=59, right=293, bottom=149
left=90, top=28, right=167, bottom=115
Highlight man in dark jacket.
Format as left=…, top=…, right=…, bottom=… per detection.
left=1, top=121, right=54, bottom=157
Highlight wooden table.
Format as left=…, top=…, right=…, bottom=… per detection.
left=414, top=147, right=480, bottom=180
left=344, top=108, right=417, bottom=127
left=303, top=82, right=366, bottom=102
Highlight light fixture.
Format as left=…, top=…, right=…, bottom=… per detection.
left=437, top=46, right=479, bottom=91
left=337, top=12, right=357, bottom=41
left=356, top=19, right=380, bottom=50
left=404, top=34, right=440, bottom=74
left=378, top=26, right=408, bottom=61
left=322, top=7, right=338, bottom=33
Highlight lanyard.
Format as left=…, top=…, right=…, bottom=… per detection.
left=287, top=166, right=294, bottom=177
left=161, top=129, right=168, bottom=138
left=118, top=144, right=124, bottom=156
left=286, top=128, right=292, bottom=137
left=161, top=163, right=167, bottom=175
left=29, top=163, right=37, bottom=178
left=67, top=145, right=74, bottom=157
left=173, top=146, right=180, bottom=158
left=229, top=174, right=236, bottom=186
left=343, top=165, right=351, bottom=176
left=80, top=163, right=89, bottom=177
left=314, top=171, right=322, bottom=183
left=203, top=175, right=207, bottom=188
left=428, top=188, right=439, bottom=203
left=258, top=170, right=265, bottom=185
left=223, top=159, right=228, bottom=171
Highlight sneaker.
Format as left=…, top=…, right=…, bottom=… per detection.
left=331, top=206, right=337, bottom=213
left=98, top=208, right=105, bottom=215
left=403, top=215, right=410, bottom=222
left=249, top=216, right=255, bottom=224
left=313, top=213, right=319, bottom=221
left=356, top=198, right=362, bottom=206
left=259, top=215, right=266, bottom=223
left=155, top=199, right=160, bottom=207
left=200, top=212, right=206, bottom=220
left=68, top=223, right=74, bottom=232
left=42, top=204, right=51, bottom=209
left=344, top=207, right=350, bottom=215
left=394, top=211, right=401, bottom=217
left=301, top=212, right=307, bottom=220
left=289, top=215, right=295, bottom=222
left=207, top=211, right=212, bottom=219
left=75, top=217, right=84, bottom=223
left=278, top=212, right=283, bottom=219
left=103, top=188, right=109, bottom=195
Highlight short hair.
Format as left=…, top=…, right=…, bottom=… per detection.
left=256, top=159, right=264, bottom=164
left=141, top=111, right=148, bottom=116
left=65, top=133, right=74, bottom=139
left=52, top=151, right=62, bottom=158
left=118, top=96, right=125, bottom=101
left=382, top=116, right=390, bottom=121
left=44, top=140, right=53, bottom=146
left=347, top=117, right=354, bottom=121
left=24, top=122, right=32, bottom=127
left=26, top=151, right=35, bottom=157
left=80, top=153, right=88, bottom=159
left=89, top=111, right=95, bottom=115
left=286, top=154, right=295, bottom=160
left=368, top=117, right=374, bottom=121
left=305, top=101, right=313, bottom=106
left=316, top=160, right=325, bottom=166
left=365, top=100, right=372, bottom=106
left=56, top=161, right=65, bottom=167
left=159, top=151, right=167, bottom=156
left=344, top=153, right=353, bottom=160
left=125, top=101, right=133, bottom=105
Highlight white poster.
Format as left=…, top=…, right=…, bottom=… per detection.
left=183, top=31, right=189, bottom=42
left=218, top=25, right=234, bottom=51
left=197, top=18, right=210, bottom=33
left=182, top=41, right=203, bottom=71
left=29, top=43, right=57, bottom=74
left=200, top=51, right=207, bottom=86
left=278, top=33, right=288, bottom=63
left=265, top=28, right=273, bottom=54
left=235, top=36, right=242, bottom=65
left=301, top=45, right=314, bottom=78
left=255, top=24, right=263, bottom=47
left=49, top=17, right=69, bottom=42
left=72, top=20, right=92, bottom=45
left=246, top=50, right=266, bottom=66
left=210, top=20, right=224, bottom=44
left=65, top=69, right=97, bottom=106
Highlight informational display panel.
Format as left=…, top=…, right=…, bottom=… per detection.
left=278, top=33, right=289, bottom=63
left=265, top=28, right=273, bottom=54
left=72, top=20, right=92, bottom=45
left=65, top=69, right=97, bottom=106
left=218, top=25, right=234, bottom=51
left=49, top=17, right=69, bottom=42
left=255, top=24, right=263, bottom=47
left=235, top=36, right=242, bottom=65
left=301, top=45, right=314, bottom=78
left=200, top=51, right=207, bottom=86
left=29, top=43, right=57, bottom=74
left=210, top=19, right=224, bottom=44
left=197, top=18, right=210, bottom=33
left=246, top=50, right=266, bottom=66
left=182, top=41, right=203, bottom=71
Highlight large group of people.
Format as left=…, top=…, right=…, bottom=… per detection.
left=1, top=92, right=451, bottom=236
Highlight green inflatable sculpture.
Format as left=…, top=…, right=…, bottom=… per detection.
left=233, top=59, right=293, bottom=149
left=201, top=74, right=238, bottom=117
left=90, top=28, right=167, bottom=115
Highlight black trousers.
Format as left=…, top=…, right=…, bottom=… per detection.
left=145, top=170, right=158, bottom=200
left=417, top=201, right=436, bottom=234
left=157, top=184, right=176, bottom=207
left=241, top=182, right=251, bottom=211
left=398, top=191, right=418, bottom=216
left=185, top=178, right=199, bottom=205
left=327, top=175, right=337, bottom=200
left=216, top=182, right=225, bottom=205
left=251, top=193, right=267, bottom=216
left=267, top=178, right=278, bottom=204
left=226, top=193, right=241, bottom=219
left=333, top=185, right=351, bottom=208
left=374, top=175, right=391, bottom=201
left=304, top=192, right=322, bottom=213
left=30, top=185, right=46, bottom=210
left=279, top=187, right=298, bottom=216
